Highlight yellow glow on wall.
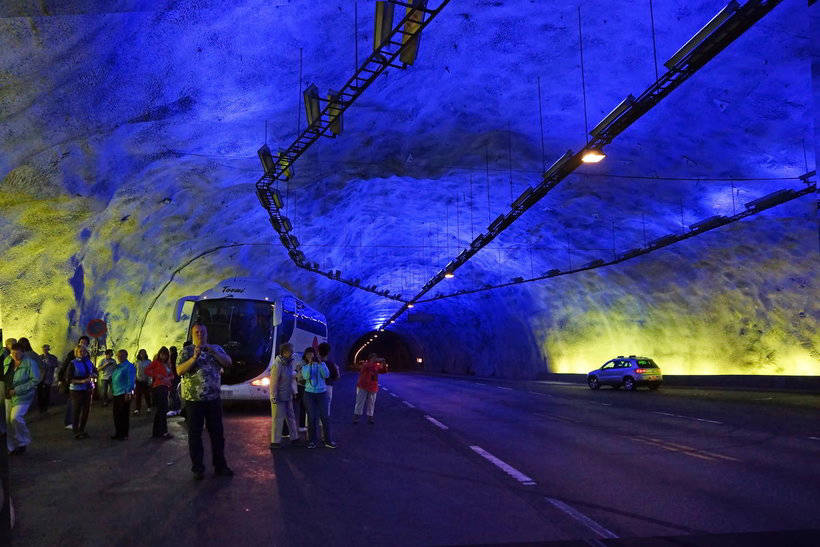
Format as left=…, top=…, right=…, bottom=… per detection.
left=543, top=300, right=819, bottom=376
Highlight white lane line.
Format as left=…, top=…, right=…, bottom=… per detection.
left=469, top=445, right=536, bottom=486
left=809, top=437, right=820, bottom=441
left=527, top=390, right=543, bottom=395
left=497, top=386, right=513, bottom=391
left=424, top=415, right=449, bottom=430
left=599, top=402, right=612, bottom=406
left=546, top=498, right=619, bottom=539
left=402, top=400, right=415, bottom=408
left=653, top=411, right=722, bottom=425
left=389, top=393, right=399, bottom=398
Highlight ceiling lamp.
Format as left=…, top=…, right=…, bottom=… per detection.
left=581, top=149, right=606, bottom=163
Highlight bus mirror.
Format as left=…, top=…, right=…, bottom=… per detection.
left=174, top=296, right=201, bottom=322
left=273, top=302, right=282, bottom=326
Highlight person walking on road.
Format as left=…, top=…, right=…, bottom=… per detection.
left=301, top=347, right=335, bottom=449
left=110, top=350, right=136, bottom=440
left=37, top=344, right=59, bottom=414
left=145, top=346, right=174, bottom=439
left=353, top=353, right=388, bottom=425
left=67, top=345, right=96, bottom=439
left=133, top=349, right=152, bottom=415
left=269, top=343, right=300, bottom=449
left=177, top=324, right=233, bottom=480
left=97, top=349, right=116, bottom=407
left=5, top=343, right=40, bottom=455
left=318, top=342, right=339, bottom=416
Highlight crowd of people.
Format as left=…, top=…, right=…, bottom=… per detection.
left=1, top=325, right=389, bottom=480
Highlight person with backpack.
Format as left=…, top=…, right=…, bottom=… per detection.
left=317, top=342, right=339, bottom=416
left=353, top=353, right=389, bottom=425
left=301, top=347, right=335, bottom=449
left=145, top=346, right=174, bottom=439
left=67, top=345, right=97, bottom=439
left=58, top=335, right=90, bottom=429
left=5, top=343, right=40, bottom=455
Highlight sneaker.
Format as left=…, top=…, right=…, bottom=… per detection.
left=352, top=416, right=359, bottom=424
left=133, top=410, right=140, bottom=415
left=215, top=467, right=234, bottom=477
left=368, top=418, right=375, bottom=425
left=298, top=427, right=307, bottom=432
left=323, top=441, right=337, bottom=449
left=269, top=442, right=282, bottom=450
left=306, top=441, right=318, bottom=449
left=65, top=425, right=74, bottom=430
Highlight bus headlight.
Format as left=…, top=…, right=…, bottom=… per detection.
left=251, top=377, right=270, bottom=387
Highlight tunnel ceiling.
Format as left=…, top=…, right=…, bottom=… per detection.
left=0, top=0, right=816, bottom=377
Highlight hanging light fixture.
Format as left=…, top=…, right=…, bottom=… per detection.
left=581, top=148, right=606, bottom=163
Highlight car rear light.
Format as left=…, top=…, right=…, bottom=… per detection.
left=634, top=368, right=647, bottom=374
left=251, top=377, right=270, bottom=387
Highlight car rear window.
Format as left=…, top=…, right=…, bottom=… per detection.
left=636, top=359, right=658, bottom=368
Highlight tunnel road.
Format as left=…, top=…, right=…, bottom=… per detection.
left=7, top=373, right=820, bottom=546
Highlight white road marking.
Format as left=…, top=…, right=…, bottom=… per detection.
left=527, top=390, right=543, bottom=395
left=653, top=411, right=722, bottom=425
left=546, top=498, right=619, bottom=539
left=497, top=386, right=513, bottom=391
left=402, top=400, right=415, bottom=408
left=469, top=445, right=536, bottom=486
left=424, top=415, right=449, bottom=430
left=809, top=437, right=820, bottom=441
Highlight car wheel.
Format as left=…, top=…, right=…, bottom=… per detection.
left=623, top=377, right=636, bottom=391
left=588, top=376, right=600, bottom=390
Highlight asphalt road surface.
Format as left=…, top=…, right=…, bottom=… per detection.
left=7, top=373, right=820, bottom=546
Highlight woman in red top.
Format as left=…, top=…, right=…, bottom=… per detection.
left=145, top=346, right=174, bottom=439
left=353, top=353, right=388, bottom=424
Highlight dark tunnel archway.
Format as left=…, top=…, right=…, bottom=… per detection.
left=346, top=330, right=421, bottom=371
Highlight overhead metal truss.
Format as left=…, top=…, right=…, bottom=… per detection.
left=255, top=0, right=450, bottom=302
left=414, top=175, right=816, bottom=303
left=379, top=0, right=787, bottom=328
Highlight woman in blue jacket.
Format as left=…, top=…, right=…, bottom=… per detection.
left=68, top=345, right=97, bottom=439
left=301, top=347, right=335, bottom=449
left=5, top=343, right=40, bottom=455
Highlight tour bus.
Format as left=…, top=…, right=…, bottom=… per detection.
left=173, top=277, right=328, bottom=400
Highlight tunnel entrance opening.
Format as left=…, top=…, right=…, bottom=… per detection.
left=346, top=331, right=418, bottom=371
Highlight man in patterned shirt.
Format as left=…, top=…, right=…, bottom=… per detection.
left=177, top=323, right=233, bottom=479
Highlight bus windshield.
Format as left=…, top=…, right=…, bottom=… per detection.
left=190, top=299, right=274, bottom=385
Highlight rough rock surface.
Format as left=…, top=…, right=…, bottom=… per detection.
left=0, top=0, right=816, bottom=376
